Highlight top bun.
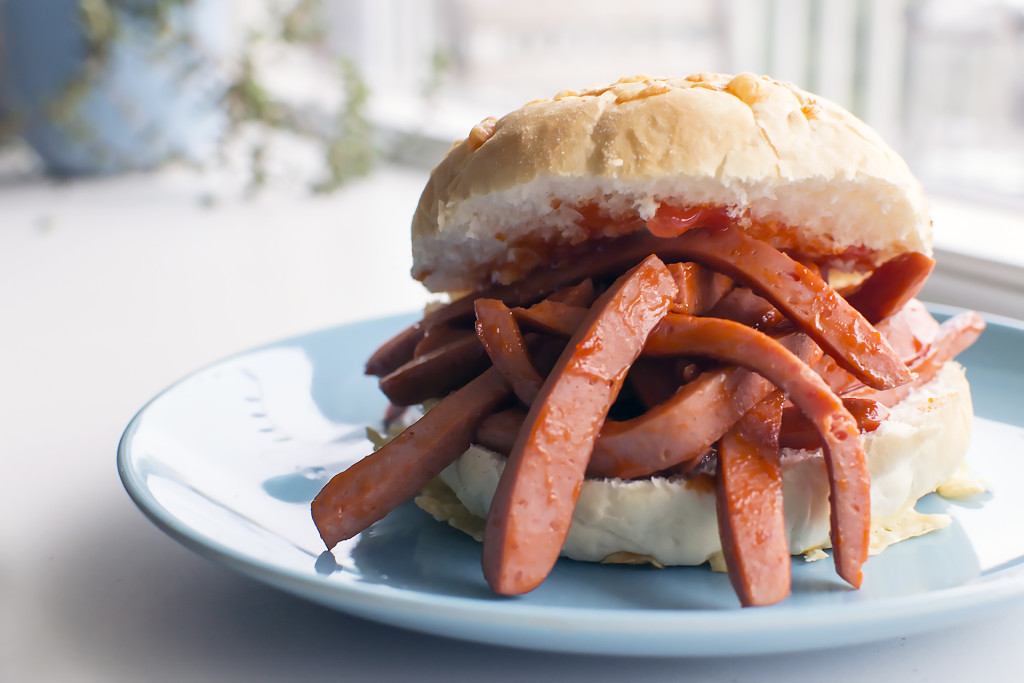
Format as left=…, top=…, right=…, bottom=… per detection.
left=411, top=73, right=932, bottom=293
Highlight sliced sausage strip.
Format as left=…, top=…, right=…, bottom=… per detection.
left=643, top=221, right=912, bottom=390
left=367, top=320, right=435, bottom=378
left=589, top=332, right=820, bottom=480
left=414, top=324, right=475, bottom=357
left=708, top=287, right=784, bottom=330
left=639, top=313, right=870, bottom=587
left=815, top=299, right=940, bottom=394
left=875, top=300, right=942, bottom=360
left=716, top=393, right=791, bottom=607
left=780, top=398, right=888, bottom=450
left=482, top=255, right=678, bottom=595
left=512, top=300, right=587, bottom=337
left=474, top=299, right=546, bottom=406
left=626, top=357, right=683, bottom=410
left=547, top=278, right=598, bottom=307
left=514, top=288, right=764, bottom=342
left=378, top=334, right=489, bottom=407
left=366, top=294, right=524, bottom=378
left=475, top=408, right=528, bottom=455
left=848, top=310, right=986, bottom=407
left=520, top=355, right=882, bottom=477
left=667, top=262, right=734, bottom=315
left=479, top=225, right=901, bottom=395
left=311, top=368, right=511, bottom=548
left=367, top=297, right=486, bottom=377
left=842, top=252, right=935, bottom=324
left=384, top=296, right=569, bottom=412
left=908, top=309, right=985, bottom=371
left=367, top=237, right=665, bottom=376
left=590, top=366, right=775, bottom=479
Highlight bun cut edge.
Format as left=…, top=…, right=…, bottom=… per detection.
left=411, top=73, right=932, bottom=293
left=416, top=361, right=975, bottom=567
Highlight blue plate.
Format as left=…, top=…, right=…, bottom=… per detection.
left=118, top=307, right=1024, bottom=656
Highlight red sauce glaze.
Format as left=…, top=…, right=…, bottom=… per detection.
left=647, top=205, right=736, bottom=237
left=482, top=256, right=678, bottom=595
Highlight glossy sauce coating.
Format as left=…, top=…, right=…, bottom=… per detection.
left=481, top=256, right=678, bottom=595
left=645, top=204, right=734, bottom=237
left=842, top=252, right=935, bottom=324
left=666, top=261, right=734, bottom=315
left=368, top=220, right=911, bottom=390
left=780, top=397, right=888, bottom=450
left=716, top=394, right=790, bottom=607
left=311, top=368, right=510, bottom=548
left=644, top=215, right=912, bottom=391
left=329, top=212, right=977, bottom=605
left=640, top=313, right=870, bottom=587
left=590, top=365, right=775, bottom=479
left=512, top=300, right=587, bottom=337
left=590, top=331, right=818, bottom=478
left=474, top=299, right=545, bottom=406
left=414, top=325, right=475, bottom=357
left=378, top=334, right=489, bottom=406
left=849, top=310, right=985, bottom=407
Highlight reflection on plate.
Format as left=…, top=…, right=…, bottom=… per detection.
left=118, top=306, right=1024, bottom=656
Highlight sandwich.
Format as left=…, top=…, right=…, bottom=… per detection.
left=311, top=73, right=985, bottom=607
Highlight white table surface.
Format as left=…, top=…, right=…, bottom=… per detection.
left=3, top=162, right=1024, bottom=682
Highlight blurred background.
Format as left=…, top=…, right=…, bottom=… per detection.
left=2, top=0, right=1023, bottom=203
left=3, top=4, right=1024, bottom=680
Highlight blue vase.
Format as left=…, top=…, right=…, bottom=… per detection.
left=0, top=0, right=229, bottom=175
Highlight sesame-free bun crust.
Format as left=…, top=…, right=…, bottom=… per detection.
left=412, top=73, right=932, bottom=292
left=415, top=361, right=974, bottom=567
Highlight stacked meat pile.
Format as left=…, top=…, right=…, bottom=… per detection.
left=311, top=73, right=984, bottom=606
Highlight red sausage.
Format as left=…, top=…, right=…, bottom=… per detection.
left=707, top=287, right=783, bottom=330
left=589, top=332, right=820, bottom=480
left=475, top=408, right=528, bottom=455
left=546, top=278, right=598, bottom=307
left=590, top=365, right=775, bottom=479
left=639, top=313, right=870, bottom=587
left=716, top=393, right=790, bottom=607
left=643, top=221, right=912, bottom=390
left=815, top=299, right=940, bottom=394
left=667, top=261, right=734, bottom=315
left=414, top=325, right=475, bottom=357
left=378, top=334, right=489, bottom=406
left=512, top=300, right=587, bottom=337
left=849, top=310, right=986, bottom=407
left=842, top=252, right=935, bottom=324
left=482, top=255, right=678, bottom=595
left=367, top=248, right=640, bottom=377
left=780, top=398, right=889, bottom=450
left=474, top=299, right=545, bottom=406
left=311, top=368, right=510, bottom=548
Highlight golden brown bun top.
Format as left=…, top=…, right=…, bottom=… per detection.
left=411, top=73, right=932, bottom=292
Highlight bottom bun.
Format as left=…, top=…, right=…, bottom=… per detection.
left=415, top=361, right=980, bottom=567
